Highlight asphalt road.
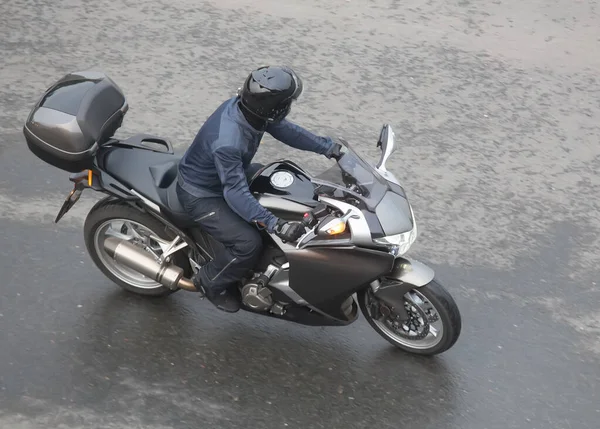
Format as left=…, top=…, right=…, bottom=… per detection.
left=1, top=0, right=599, bottom=428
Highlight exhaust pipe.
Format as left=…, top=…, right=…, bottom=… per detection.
left=103, top=237, right=198, bottom=292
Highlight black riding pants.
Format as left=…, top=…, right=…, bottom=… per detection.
left=175, top=164, right=265, bottom=293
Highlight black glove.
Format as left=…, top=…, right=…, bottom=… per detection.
left=274, top=219, right=305, bottom=243
left=328, top=142, right=344, bottom=161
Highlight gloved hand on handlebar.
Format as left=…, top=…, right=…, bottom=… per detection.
left=327, top=142, right=344, bottom=161
left=274, top=219, right=305, bottom=243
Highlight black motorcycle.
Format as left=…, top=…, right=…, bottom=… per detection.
left=23, top=71, right=461, bottom=355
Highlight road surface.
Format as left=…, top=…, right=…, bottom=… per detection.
left=1, top=0, right=599, bottom=428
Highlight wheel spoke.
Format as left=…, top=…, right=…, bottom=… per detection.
left=124, top=221, right=145, bottom=240
left=105, top=224, right=132, bottom=241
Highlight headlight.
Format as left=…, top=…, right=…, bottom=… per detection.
left=373, top=221, right=418, bottom=256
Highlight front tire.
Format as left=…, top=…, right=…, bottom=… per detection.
left=84, top=199, right=190, bottom=297
left=359, top=279, right=461, bottom=355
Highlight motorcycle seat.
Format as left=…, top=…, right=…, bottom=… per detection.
left=102, top=146, right=196, bottom=226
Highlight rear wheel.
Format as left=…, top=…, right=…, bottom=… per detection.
left=84, top=200, right=190, bottom=296
left=359, top=279, right=461, bottom=355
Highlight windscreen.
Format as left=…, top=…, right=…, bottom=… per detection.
left=312, top=140, right=389, bottom=210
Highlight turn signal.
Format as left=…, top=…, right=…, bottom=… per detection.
left=325, top=219, right=347, bottom=235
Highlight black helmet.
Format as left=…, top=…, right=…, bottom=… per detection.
left=238, top=66, right=303, bottom=123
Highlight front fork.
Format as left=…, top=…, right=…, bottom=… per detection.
left=370, top=257, right=435, bottom=321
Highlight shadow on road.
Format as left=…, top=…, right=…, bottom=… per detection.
left=61, top=288, right=463, bottom=427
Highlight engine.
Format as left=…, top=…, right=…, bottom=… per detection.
left=241, top=280, right=274, bottom=311
left=241, top=264, right=282, bottom=313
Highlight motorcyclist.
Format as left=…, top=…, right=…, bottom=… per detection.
left=176, top=66, right=342, bottom=313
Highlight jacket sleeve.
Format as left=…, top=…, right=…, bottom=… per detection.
left=213, top=146, right=279, bottom=232
left=267, top=119, right=335, bottom=157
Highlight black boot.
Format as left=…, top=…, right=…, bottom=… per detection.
left=205, top=288, right=241, bottom=313
left=193, top=274, right=240, bottom=313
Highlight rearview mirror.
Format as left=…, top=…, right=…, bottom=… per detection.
left=376, top=124, right=396, bottom=172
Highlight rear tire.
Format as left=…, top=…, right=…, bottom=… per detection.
left=84, top=199, right=190, bottom=297
left=359, top=279, right=461, bottom=356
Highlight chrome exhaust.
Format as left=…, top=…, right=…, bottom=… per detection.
left=103, top=237, right=198, bottom=292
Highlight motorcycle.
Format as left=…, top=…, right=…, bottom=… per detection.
left=23, top=71, right=461, bottom=355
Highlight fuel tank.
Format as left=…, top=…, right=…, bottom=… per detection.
left=250, top=161, right=318, bottom=221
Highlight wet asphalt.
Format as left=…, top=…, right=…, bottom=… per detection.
left=1, top=0, right=599, bottom=428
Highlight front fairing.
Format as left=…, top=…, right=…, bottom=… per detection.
left=249, top=138, right=416, bottom=252
left=312, top=140, right=414, bottom=237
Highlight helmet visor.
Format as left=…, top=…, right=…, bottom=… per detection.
left=290, top=71, right=304, bottom=101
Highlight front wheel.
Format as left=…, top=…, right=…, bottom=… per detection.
left=359, top=279, right=461, bottom=355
